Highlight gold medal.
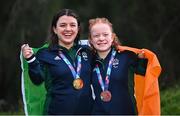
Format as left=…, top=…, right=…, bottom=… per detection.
left=100, top=90, right=112, bottom=102
left=73, top=78, right=84, bottom=90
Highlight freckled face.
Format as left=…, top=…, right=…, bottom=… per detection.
left=53, top=15, right=78, bottom=47
left=90, top=23, right=113, bottom=52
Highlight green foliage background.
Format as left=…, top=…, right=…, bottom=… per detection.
left=161, top=84, right=180, bottom=114
left=0, top=0, right=179, bottom=115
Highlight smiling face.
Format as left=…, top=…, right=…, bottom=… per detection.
left=90, top=22, right=114, bottom=53
left=53, top=15, right=79, bottom=49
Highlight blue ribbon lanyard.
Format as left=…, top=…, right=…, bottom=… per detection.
left=59, top=51, right=81, bottom=79
left=95, top=49, right=116, bottom=91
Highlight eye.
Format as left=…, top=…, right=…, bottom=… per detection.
left=70, top=23, right=77, bottom=27
left=103, top=33, right=109, bottom=37
left=92, top=34, right=100, bottom=38
left=59, top=23, right=66, bottom=27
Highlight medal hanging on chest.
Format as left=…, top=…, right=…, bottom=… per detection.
left=59, top=51, right=83, bottom=90
left=95, top=49, right=116, bottom=102
left=73, top=78, right=84, bottom=90
left=100, top=90, right=112, bottom=102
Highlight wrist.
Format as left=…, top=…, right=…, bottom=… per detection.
left=26, top=54, right=36, bottom=63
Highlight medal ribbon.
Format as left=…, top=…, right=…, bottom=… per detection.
left=59, top=51, right=81, bottom=79
left=95, top=49, right=116, bottom=91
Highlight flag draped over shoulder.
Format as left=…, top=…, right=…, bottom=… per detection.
left=20, top=44, right=48, bottom=116
left=117, top=46, right=162, bottom=115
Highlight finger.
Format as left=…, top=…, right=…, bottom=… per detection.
left=23, top=46, right=32, bottom=52
left=141, top=50, right=145, bottom=54
left=24, top=48, right=34, bottom=56
left=24, top=51, right=33, bottom=58
left=25, top=44, right=29, bottom=47
left=21, top=44, right=30, bottom=51
left=138, top=51, right=145, bottom=58
left=21, top=44, right=27, bottom=49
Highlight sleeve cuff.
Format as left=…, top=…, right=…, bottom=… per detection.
left=26, top=55, right=36, bottom=63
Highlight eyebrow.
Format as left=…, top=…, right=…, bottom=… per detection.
left=59, top=22, right=77, bottom=24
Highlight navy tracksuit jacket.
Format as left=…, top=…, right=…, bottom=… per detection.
left=91, top=49, right=147, bottom=115
left=27, top=44, right=94, bottom=115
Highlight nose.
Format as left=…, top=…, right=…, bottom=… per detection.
left=99, top=34, right=105, bottom=41
left=65, top=25, right=71, bottom=31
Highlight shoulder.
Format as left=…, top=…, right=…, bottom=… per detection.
left=36, top=48, right=50, bottom=58
left=79, top=45, right=93, bottom=53
left=118, top=50, right=136, bottom=55
left=37, top=47, right=49, bottom=54
left=116, top=50, right=137, bottom=58
left=78, top=45, right=94, bottom=59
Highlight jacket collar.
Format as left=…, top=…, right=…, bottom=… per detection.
left=50, top=44, right=84, bottom=56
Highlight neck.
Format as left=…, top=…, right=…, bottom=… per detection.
left=97, top=48, right=111, bottom=59
left=59, top=42, right=74, bottom=50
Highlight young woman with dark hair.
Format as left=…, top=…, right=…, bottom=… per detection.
left=21, top=9, right=94, bottom=115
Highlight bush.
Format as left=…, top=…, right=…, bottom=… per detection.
left=161, top=84, right=180, bottom=115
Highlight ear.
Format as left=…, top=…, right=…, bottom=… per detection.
left=88, top=34, right=93, bottom=43
left=53, top=27, right=57, bottom=34
left=89, top=38, right=92, bottom=44
left=112, top=33, right=116, bottom=40
left=89, top=39, right=95, bottom=48
left=89, top=36, right=94, bottom=46
left=76, top=26, right=80, bottom=35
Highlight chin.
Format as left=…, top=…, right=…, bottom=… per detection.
left=64, top=40, right=74, bottom=44
left=96, top=47, right=111, bottom=52
left=96, top=48, right=108, bottom=52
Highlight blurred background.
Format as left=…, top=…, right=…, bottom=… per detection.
left=0, top=0, right=179, bottom=115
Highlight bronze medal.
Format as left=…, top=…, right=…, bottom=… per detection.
left=100, top=90, right=112, bottom=102
left=73, top=78, right=84, bottom=90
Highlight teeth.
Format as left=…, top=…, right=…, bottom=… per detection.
left=63, top=32, right=72, bottom=36
left=64, top=34, right=71, bottom=36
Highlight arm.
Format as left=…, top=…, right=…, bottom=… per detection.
left=26, top=54, right=45, bottom=85
left=21, top=44, right=45, bottom=85
left=135, top=51, right=148, bottom=76
left=135, top=58, right=148, bottom=76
